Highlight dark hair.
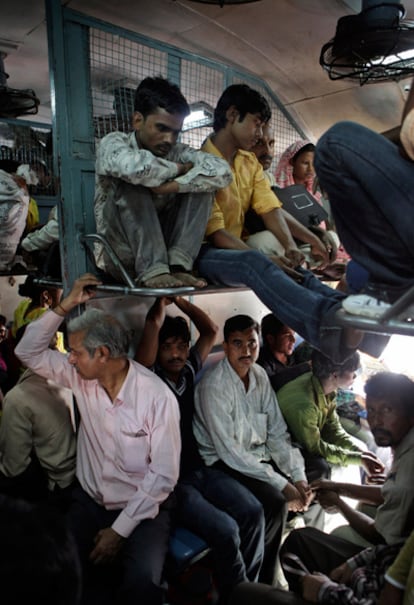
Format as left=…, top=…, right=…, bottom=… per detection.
left=134, top=76, right=190, bottom=118
left=213, top=84, right=271, bottom=132
left=0, top=159, right=20, bottom=174
left=0, top=314, right=6, bottom=326
left=365, top=372, right=414, bottom=415
left=14, top=324, right=27, bottom=345
left=223, top=314, right=259, bottom=342
left=0, top=496, right=81, bottom=604
left=311, top=349, right=360, bottom=381
left=260, top=313, right=284, bottom=341
left=159, top=315, right=191, bottom=345
left=18, top=275, right=45, bottom=302
left=291, top=143, right=315, bottom=164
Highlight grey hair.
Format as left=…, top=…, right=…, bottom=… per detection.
left=67, top=308, right=130, bottom=358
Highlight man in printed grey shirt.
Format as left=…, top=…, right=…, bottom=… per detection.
left=193, top=314, right=313, bottom=585
left=94, top=76, right=232, bottom=288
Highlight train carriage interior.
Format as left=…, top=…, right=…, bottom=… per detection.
left=2, top=0, right=414, bottom=329
left=1, top=0, right=414, bottom=603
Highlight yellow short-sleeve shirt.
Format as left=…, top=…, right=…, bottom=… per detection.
left=202, top=137, right=282, bottom=239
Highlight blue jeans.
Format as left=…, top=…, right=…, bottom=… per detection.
left=197, top=246, right=345, bottom=354
left=212, top=459, right=287, bottom=586
left=346, top=260, right=370, bottom=294
left=315, top=121, right=414, bottom=288
left=176, top=467, right=265, bottom=599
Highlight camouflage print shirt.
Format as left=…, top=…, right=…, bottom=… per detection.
left=94, top=130, right=232, bottom=270
left=0, top=169, right=30, bottom=269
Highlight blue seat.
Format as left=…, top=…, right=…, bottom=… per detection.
left=167, top=527, right=210, bottom=575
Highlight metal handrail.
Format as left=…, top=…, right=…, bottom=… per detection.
left=335, top=285, right=414, bottom=336
left=80, top=233, right=196, bottom=297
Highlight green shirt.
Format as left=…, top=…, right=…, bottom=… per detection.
left=277, top=372, right=362, bottom=465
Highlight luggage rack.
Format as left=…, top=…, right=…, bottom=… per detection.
left=77, top=233, right=196, bottom=297
left=30, top=232, right=414, bottom=338
left=335, top=285, right=414, bottom=337
left=77, top=233, right=250, bottom=298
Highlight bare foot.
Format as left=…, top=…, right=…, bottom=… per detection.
left=142, top=273, right=185, bottom=288
left=171, top=272, right=208, bottom=288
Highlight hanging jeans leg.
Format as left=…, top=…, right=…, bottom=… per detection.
left=315, top=121, right=414, bottom=288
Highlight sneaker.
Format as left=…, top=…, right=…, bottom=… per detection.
left=342, top=294, right=391, bottom=318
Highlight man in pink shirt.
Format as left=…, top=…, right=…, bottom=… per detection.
left=15, top=273, right=181, bottom=605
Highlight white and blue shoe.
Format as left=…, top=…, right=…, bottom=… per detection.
left=342, top=294, right=391, bottom=319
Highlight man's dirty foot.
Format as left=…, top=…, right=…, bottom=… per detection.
left=142, top=273, right=185, bottom=288
left=171, top=272, right=208, bottom=288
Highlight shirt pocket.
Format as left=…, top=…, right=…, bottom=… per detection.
left=117, top=424, right=150, bottom=473
left=249, top=412, right=268, bottom=446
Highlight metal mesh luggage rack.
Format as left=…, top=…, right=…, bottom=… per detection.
left=77, top=233, right=195, bottom=297
left=31, top=232, right=250, bottom=298
left=335, top=285, right=414, bottom=337
left=77, top=233, right=249, bottom=297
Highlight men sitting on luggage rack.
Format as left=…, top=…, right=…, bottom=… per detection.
left=0, top=160, right=39, bottom=273
left=94, top=76, right=232, bottom=289
left=250, top=123, right=339, bottom=271
left=196, top=83, right=388, bottom=363
left=135, top=297, right=265, bottom=602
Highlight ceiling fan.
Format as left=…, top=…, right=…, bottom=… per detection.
left=0, top=53, right=40, bottom=118
left=320, top=1, right=414, bottom=84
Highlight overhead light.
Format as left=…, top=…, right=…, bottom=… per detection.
left=320, top=1, right=414, bottom=84
left=182, top=101, right=214, bottom=131
left=371, top=47, right=414, bottom=65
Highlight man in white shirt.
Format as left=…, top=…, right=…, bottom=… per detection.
left=94, top=76, right=232, bottom=289
left=193, top=313, right=312, bottom=585
left=15, top=273, right=181, bottom=605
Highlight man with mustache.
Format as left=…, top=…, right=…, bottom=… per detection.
left=250, top=121, right=277, bottom=186
left=280, top=371, right=414, bottom=592
left=193, top=314, right=312, bottom=586
left=94, top=76, right=232, bottom=289
left=257, top=313, right=311, bottom=391
left=135, top=298, right=265, bottom=603
left=250, top=125, right=339, bottom=272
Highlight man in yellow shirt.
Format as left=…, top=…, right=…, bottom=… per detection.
left=196, top=84, right=383, bottom=363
